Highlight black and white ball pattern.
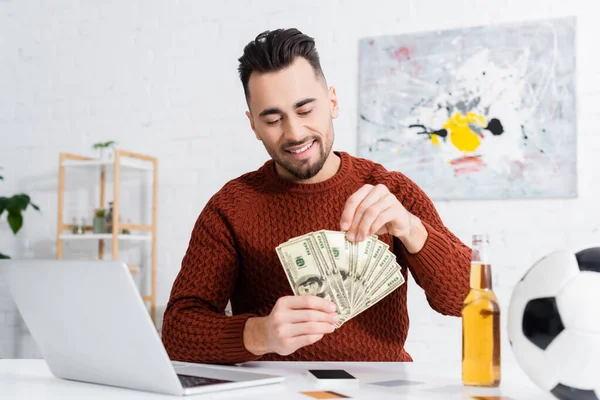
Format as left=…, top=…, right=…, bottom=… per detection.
left=507, top=247, right=600, bottom=400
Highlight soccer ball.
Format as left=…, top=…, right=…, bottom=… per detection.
left=507, top=247, right=600, bottom=400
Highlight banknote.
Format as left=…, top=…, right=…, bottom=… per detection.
left=350, top=265, right=405, bottom=318
left=276, top=230, right=405, bottom=326
left=276, top=234, right=352, bottom=325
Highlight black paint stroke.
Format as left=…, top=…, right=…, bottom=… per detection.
left=521, top=124, right=545, bottom=154
left=486, top=118, right=504, bottom=136
left=409, top=124, right=448, bottom=141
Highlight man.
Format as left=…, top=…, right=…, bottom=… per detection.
left=161, top=28, right=471, bottom=364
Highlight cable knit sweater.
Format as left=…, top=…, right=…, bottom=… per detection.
left=161, top=151, right=471, bottom=364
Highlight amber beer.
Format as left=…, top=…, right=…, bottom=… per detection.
left=462, top=234, right=501, bottom=387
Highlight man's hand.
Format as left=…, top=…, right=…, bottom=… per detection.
left=339, top=184, right=428, bottom=253
left=243, top=295, right=339, bottom=356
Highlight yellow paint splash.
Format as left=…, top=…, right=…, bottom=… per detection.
left=442, top=111, right=487, bottom=153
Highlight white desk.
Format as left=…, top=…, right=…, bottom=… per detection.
left=0, top=359, right=555, bottom=399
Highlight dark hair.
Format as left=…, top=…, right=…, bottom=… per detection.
left=237, top=28, right=325, bottom=101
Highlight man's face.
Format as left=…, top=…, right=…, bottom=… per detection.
left=298, top=280, right=321, bottom=295
left=245, top=57, right=339, bottom=181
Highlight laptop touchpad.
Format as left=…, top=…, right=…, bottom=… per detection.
left=177, top=374, right=232, bottom=388
left=174, top=365, right=269, bottom=383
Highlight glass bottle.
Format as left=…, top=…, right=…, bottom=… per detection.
left=462, top=233, right=501, bottom=387
left=71, top=217, right=82, bottom=234
left=105, top=202, right=114, bottom=233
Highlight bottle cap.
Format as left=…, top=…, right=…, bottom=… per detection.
left=472, top=233, right=489, bottom=244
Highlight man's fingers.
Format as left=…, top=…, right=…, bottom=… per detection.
left=287, top=309, right=340, bottom=325
left=285, top=322, right=336, bottom=337
left=286, top=334, right=325, bottom=353
left=269, top=297, right=336, bottom=356
left=346, top=193, right=381, bottom=240
left=368, top=207, right=397, bottom=237
left=355, top=194, right=396, bottom=240
left=283, top=295, right=337, bottom=313
left=339, top=184, right=373, bottom=231
left=346, top=185, right=389, bottom=241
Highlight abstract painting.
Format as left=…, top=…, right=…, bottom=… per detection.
left=357, top=17, right=577, bottom=200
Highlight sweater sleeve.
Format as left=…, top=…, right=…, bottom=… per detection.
left=161, top=195, right=261, bottom=365
left=391, top=174, right=471, bottom=317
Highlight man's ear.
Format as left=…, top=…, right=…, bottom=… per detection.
left=246, top=111, right=261, bottom=141
left=328, top=86, right=339, bottom=119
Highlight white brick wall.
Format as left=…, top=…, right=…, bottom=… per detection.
left=1, top=0, right=598, bottom=364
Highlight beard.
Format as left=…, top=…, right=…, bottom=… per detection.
left=267, top=133, right=333, bottom=181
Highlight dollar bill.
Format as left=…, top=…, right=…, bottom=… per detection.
left=276, top=230, right=405, bottom=327
left=352, top=239, right=388, bottom=310
left=351, top=264, right=405, bottom=318
left=353, top=250, right=395, bottom=311
left=349, top=236, right=376, bottom=309
left=319, top=231, right=353, bottom=305
left=310, top=231, right=352, bottom=320
left=276, top=235, right=351, bottom=324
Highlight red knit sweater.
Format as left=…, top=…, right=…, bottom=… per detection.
left=161, top=151, right=471, bottom=364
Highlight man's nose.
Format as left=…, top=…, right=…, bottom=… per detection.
left=283, top=115, right=305, bottom=142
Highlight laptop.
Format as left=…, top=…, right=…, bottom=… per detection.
left=0, top=259, right=284, bottom=396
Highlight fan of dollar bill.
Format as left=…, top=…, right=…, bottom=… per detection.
left=275, top=230, right=405, bottom=327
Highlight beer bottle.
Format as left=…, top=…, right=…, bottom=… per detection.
left=462, top=233, right=501, bottom=387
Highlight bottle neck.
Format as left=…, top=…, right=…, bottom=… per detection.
left=470, top=263, right=493, bottom=290
left=470, top=244, right=492, bottom=290
left=471, top=245, right=489, bottom=265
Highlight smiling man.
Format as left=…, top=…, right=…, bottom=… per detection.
left=161, top=28, right=471, bottom=364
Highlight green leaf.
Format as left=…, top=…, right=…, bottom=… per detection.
left=7, top=210, right=23, bottom=234
left=10, top=194, right=30, bottom=211
left=0, top=197, right=7, bottom=217
left=30, top=202, right=41, bottom=212
left=0, top=252, right=10, bottom=259
left=92, top=140, right=116, bottom=149
left=0, top=175, right=3, bottom=180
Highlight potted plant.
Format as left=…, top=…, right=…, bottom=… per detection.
left=93, top=208, right=106, bottom=233
left=0, top=167, right=41, bottom=259
left=92, top=141, right=117, bottom=161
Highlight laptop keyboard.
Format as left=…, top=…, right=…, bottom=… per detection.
left=177, top=373, right=232, bottom=388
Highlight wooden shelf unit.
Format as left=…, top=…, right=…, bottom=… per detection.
left=56, top=149, right=158, bottom=323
